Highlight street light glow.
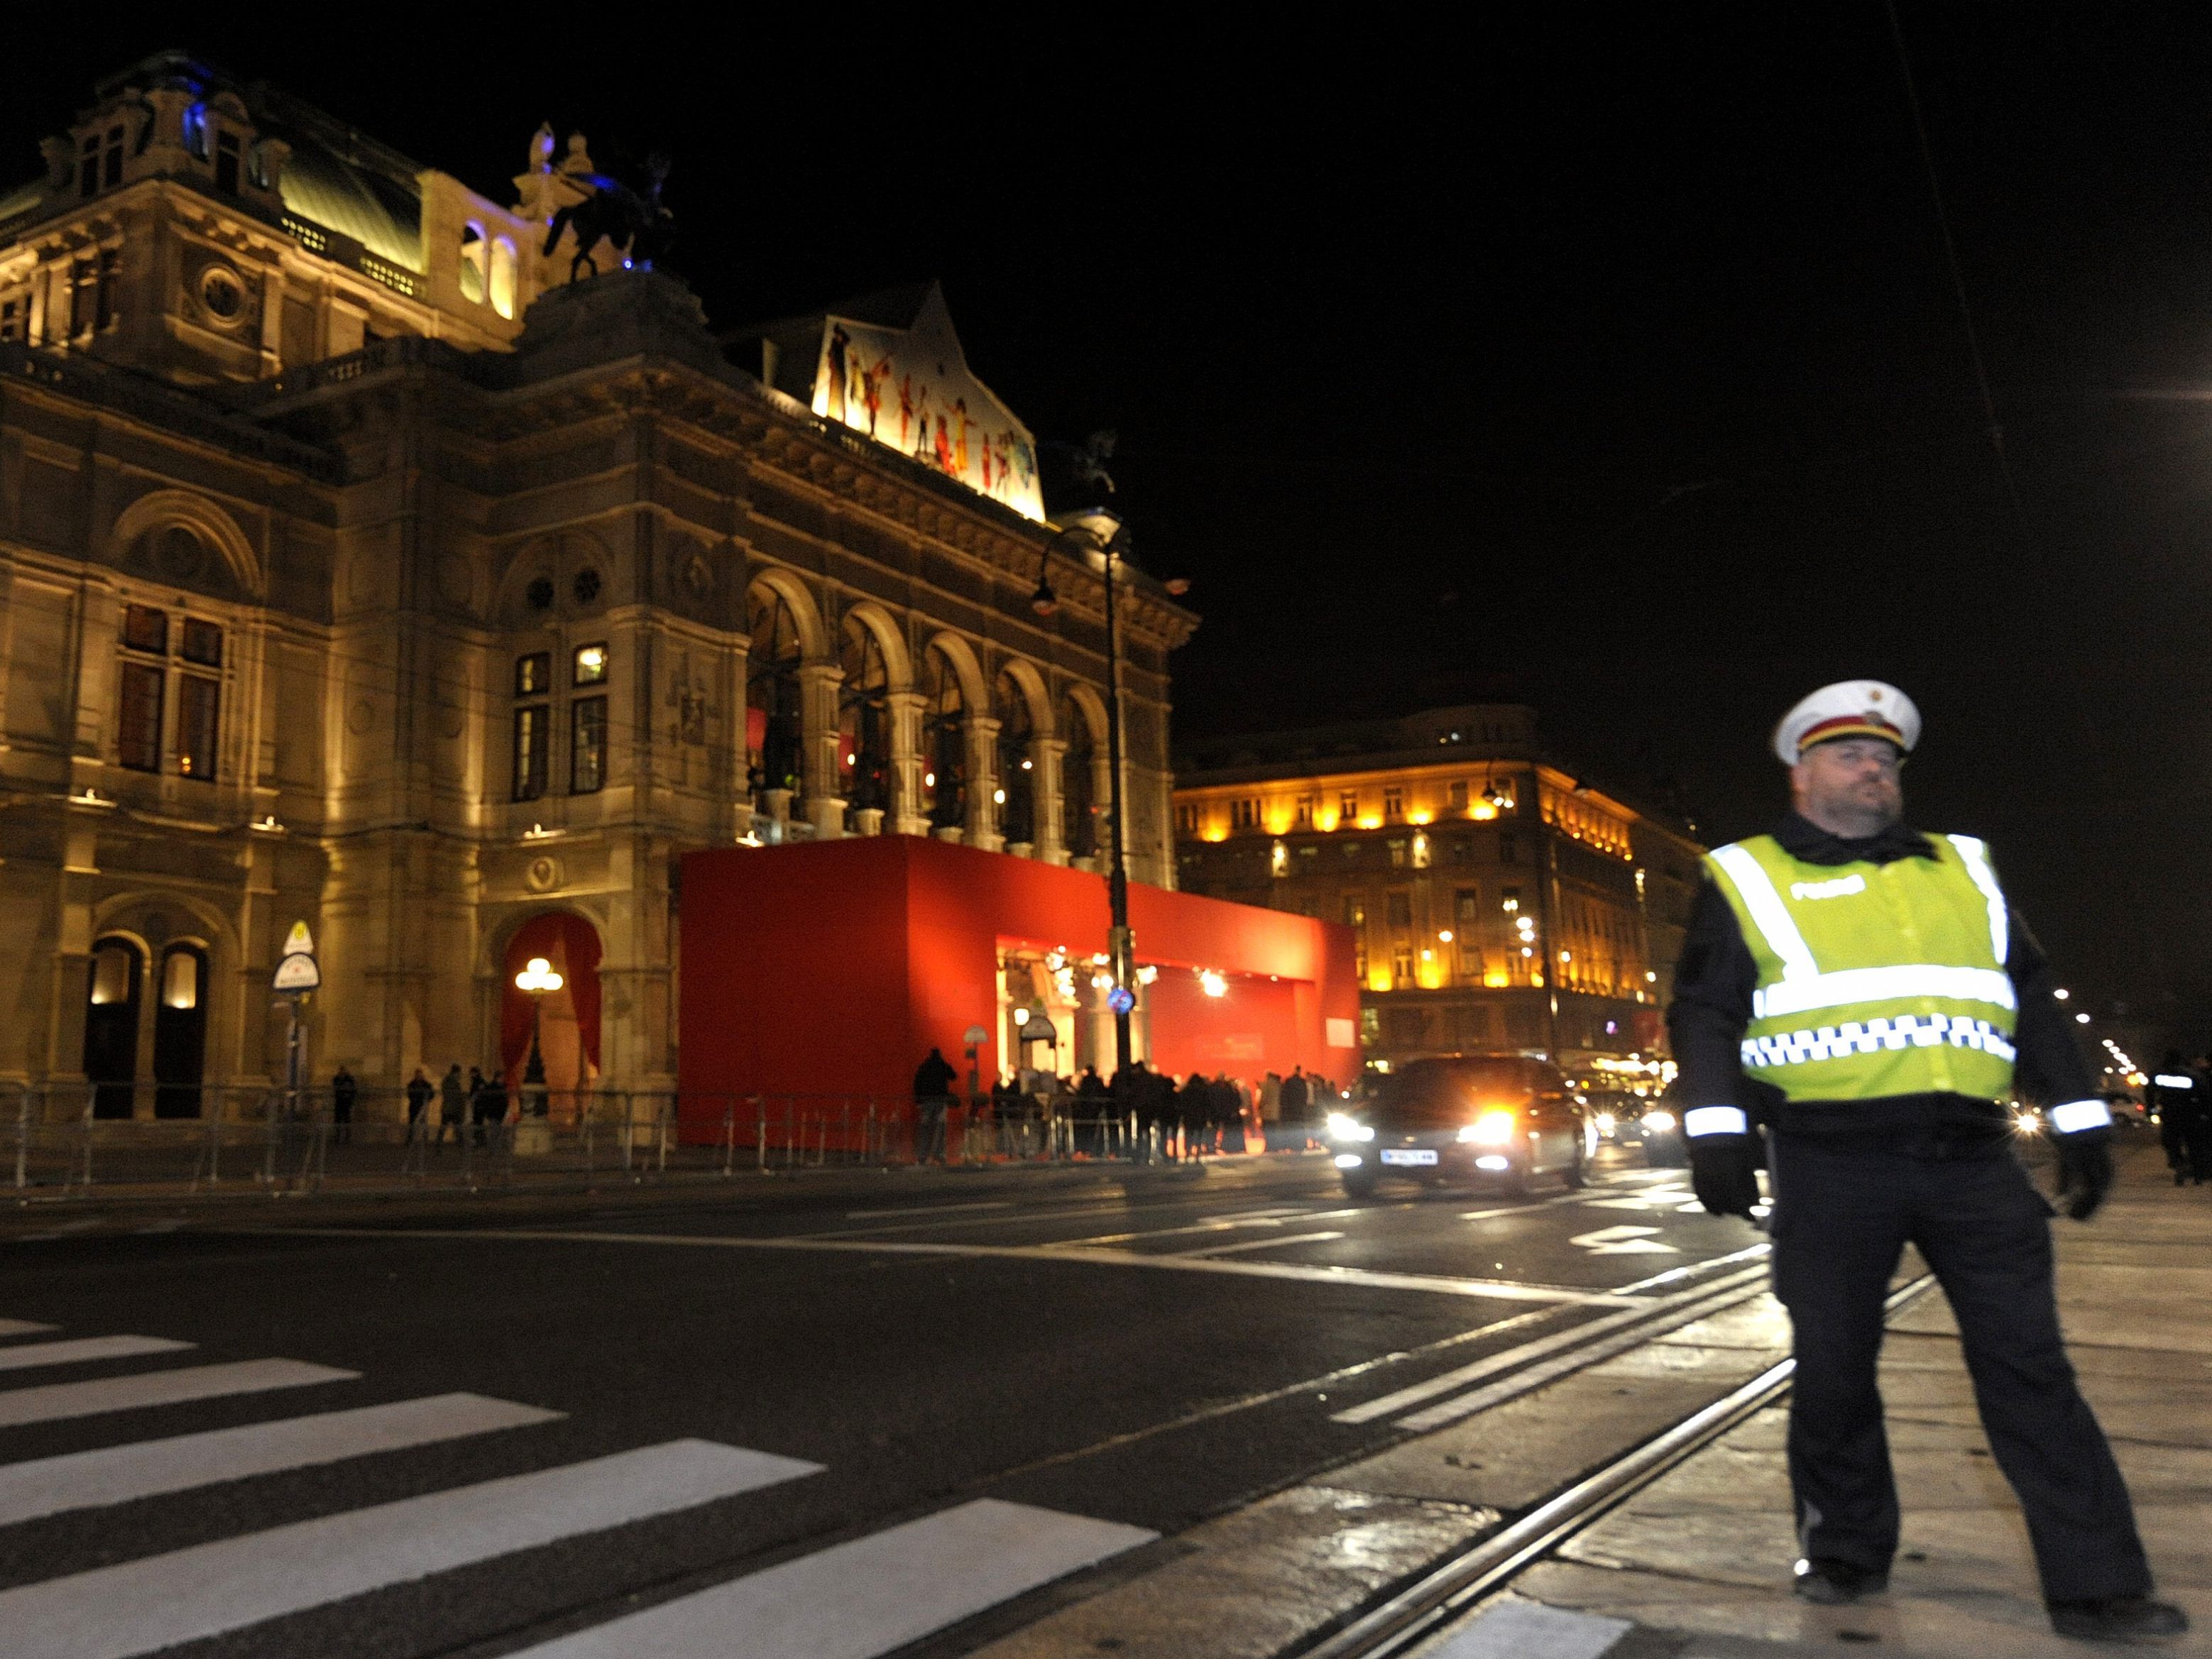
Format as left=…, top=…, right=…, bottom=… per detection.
left=515, top=956, right=563, bottom=995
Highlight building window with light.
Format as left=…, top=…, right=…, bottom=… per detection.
left=993, top=670, right=1036, bottom=844
left=921, top=645, right=966, bottom=831
left=1384, top=786, right=1404, bottom=821
left=1340, top=791, right=1358, bottom=822
left=748, top=591, right=805, bottom=800
left=115, top=603, right=222, bottom=780
left=1063, top=698, right=1099, bottom=858
left=569, top=696, right=606, bottom=793
left=1392, top=945, right=1415, bottom=982
left=572, top=642, right=608, bottom=686
left=515, top=652, right=549, bottom=696
left=1388, top=838, right=1408, bottom=869
left=839, top=618, right=891, bottom=823
left=512, top=706, right=549, bottom=800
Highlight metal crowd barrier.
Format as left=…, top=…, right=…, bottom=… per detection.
left=0, top=1081, right=1308, bottom=1197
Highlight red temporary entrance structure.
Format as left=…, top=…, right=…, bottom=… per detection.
left=677, top=835, right=1358, bottom=1128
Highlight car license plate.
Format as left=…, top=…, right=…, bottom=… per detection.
left=1380, top=1148, right=1438, bottom=1166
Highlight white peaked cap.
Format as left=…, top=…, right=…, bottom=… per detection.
left=1773, top=681, right=1922, bottom=765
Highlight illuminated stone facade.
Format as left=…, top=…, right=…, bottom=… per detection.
left=0, top=54, right=1190, bottom=1111
left=1173, top=706, right=1704, bottom=1074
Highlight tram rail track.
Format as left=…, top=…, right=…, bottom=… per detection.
left=1293, top=1271, right=1942, bottom=1659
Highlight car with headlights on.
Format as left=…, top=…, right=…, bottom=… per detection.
left=1626, top=1090, right=1687, bottom=1168
left=1330, top=1056, right=1591, bottom=1198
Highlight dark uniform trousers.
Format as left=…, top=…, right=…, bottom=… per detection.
left=1770, top=1134, right=2150, bottom=1601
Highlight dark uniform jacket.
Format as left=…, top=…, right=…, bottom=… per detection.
left=1667, top=812, right=2098, bottom=1150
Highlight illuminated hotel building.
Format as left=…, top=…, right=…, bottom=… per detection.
left=0, top=53, right=1190, bottom=1112
left=1172, top=706, right=1705, bottom=1075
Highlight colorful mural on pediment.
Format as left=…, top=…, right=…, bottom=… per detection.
left=809, top=292, right=1044, bottom=522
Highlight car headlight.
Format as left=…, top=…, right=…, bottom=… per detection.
left=2013, top=1111, right=2042, bottom=1135
left=1327, top=1112, right=1374, bottom=1143
left=1640, top=1110, right=1677, bottom=1132
left=1459, top=1111, right=1518, bottom=1146
left=1594, top=1112, right=1616, bottom=1135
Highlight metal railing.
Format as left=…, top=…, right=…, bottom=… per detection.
left=0, top=1083, right=1310, bottom=1198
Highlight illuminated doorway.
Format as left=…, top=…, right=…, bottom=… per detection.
left=83, top=938, right=142, bottom=1119
left=499, top=914, right=602, bottom=1119
left=153, top=943, right=208, bottom=1118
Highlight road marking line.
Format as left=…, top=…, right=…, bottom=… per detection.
left=1332, top=1265, right=1770, bottom=1424
left=0, top=1360, right=356, bottom=1428
left=1433, top=1599, right=1632, bottom=1658
left=1611, top=1242, right=1769, bottom=1296
left=261, top=1228, right=1638, bottom=1304
left=1567, top=1225, right=1679, bottom=1256
left=502, top=1499, right=1156, bottom=1659
left=0, top=1336, right=192, bottom=1373
left=1171, top=1230, right=1347, bottom=1259
left=1395, top=1278, right=1775, bottom=1431
left=1455, top=1190, right=1599, bottom=1222
left=0, top=1439, right=823, bottom=1659
left=843, top=1200, right=1012, bottom=1220
left=0, top=1320, right=59, bottom=1339
left=16, top=1220, right=106, bottom=1241
left=0, top=1393, right=562, bottom=1526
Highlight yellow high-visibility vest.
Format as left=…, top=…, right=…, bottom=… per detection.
left=1702, top=832, right=2016, bottom=1103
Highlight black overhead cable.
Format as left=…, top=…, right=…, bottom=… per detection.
left=1885, top=0, right=2023, bottom=522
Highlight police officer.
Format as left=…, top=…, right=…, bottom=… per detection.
left=1668, top=681, right=2186, bottom=1643
left=2150, top=1052, right=2199, bottom=1184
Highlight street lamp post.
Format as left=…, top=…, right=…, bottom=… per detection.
left=514, top=955, right=564, bottom=1117
left=1033, top=508, right=1137, bottom=1075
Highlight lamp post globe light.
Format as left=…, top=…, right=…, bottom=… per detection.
left=1033, top=507, right=1137, bottom=1075
left=514, top=955, right=564, bottom=1116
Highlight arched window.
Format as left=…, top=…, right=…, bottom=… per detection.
left=153, top=943, right=208, bottom=1119
left=995, top=671, right=1036, bottom=846
left=1061, top=696, right=1099, bottom=858
left=459, top=224, right=486, bottom=305
left=746, top=589, right=804, bottom=800
left=922, top=646, right=966, bottom=831
left=83, top=937, right=143, bottom=1120
left=489, top=237, right=518, bottom=319
left=838, top=618, right=891, bottom=823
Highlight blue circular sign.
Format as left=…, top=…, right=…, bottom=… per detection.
left=1106, top=986, right=1136, bottom=1014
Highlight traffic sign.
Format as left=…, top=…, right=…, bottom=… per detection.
left=281, top=921, right=316, bottom=958
left=962, top=1024, right=989, bottom=1048
left=272, top=953, right=320, bottom=992
left=1107, top=986, right=1136, bottom=1015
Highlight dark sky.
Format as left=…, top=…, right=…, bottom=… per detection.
left=12, top=11, right=2212, bottom=1032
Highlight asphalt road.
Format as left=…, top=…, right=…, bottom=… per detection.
left=0, top=1145, right=1780, bottom=1658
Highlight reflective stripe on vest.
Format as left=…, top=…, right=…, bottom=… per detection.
left=1704, top=833, right=2017, bottom=1103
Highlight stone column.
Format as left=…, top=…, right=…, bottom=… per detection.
left=965, top=715, right=1003, bottom=853
left=1034, top=737, right=1068, bottom=865
left=798, top=662, right=844, bottom=838
left=887, top=690, right=929, bottom=837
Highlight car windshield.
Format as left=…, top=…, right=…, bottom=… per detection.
left=1372, top=1058, right=1539, bottom=1127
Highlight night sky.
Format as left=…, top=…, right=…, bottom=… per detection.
left=11, top=11, right=2212, bottom=1034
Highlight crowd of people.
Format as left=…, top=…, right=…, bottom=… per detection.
left=907, top=1048, right=1343, bottom=1163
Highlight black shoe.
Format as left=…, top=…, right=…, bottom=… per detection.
left=2048, top=1596, right=2189, bottom=1641
left=1794, top=1558, right=1888, bottom=1604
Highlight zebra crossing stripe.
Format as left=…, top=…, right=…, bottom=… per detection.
left=0, top=1392, right=561, bottom=1526
left=0, top=1438, right=823, bottom=1659
left=0, top=1336, right=190, bottom=1373
left=0, top=1320, right=58, bottom=1339
left=505, top=1498, right=1158, bottom=1659
left=0, top=1359, right=356, bottom=1428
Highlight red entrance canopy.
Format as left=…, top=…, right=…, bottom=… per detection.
left=677, top=835, right=1359, bottom=1105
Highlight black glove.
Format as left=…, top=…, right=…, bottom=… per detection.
left=1689, top=1132, right=1762, bottom=1220
left=2054, top=1127, right=2114, bottom=1222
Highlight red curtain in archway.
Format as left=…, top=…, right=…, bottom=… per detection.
left=500, top=913, right=602, bottom=1081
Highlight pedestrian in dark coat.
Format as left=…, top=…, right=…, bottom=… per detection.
left=912, top=1047, right=958, bottom=1162
left=405, top=1068, right=433, bottom=1144
left=1176, top=1071, right=1211, bottom=1157
left=2152, top=1053, right=2199, bottom=1184
left=330, top=1066, right=356, bottom=1144
left=437, top=1064, right=466, bottom=1146
left=472, top=1071, right=508, bottom=1146
left=2184, top=1057, right=2212, bottom=1187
